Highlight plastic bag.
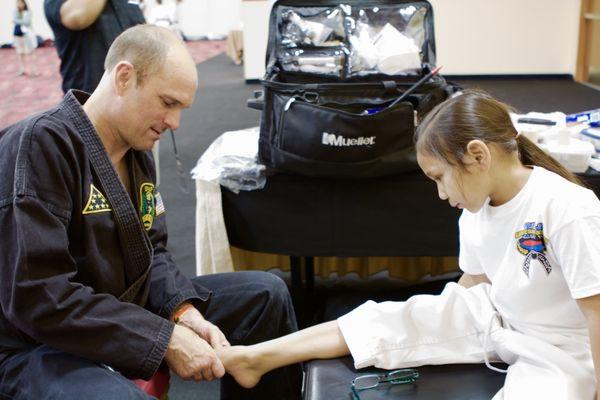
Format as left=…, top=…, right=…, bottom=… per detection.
left=280, top=47, right=346, bottom=77
left=280, top=7, right=346, bottom=48
left=347, top=7, right=423, bottom=76
left=191, top=127, right=266, bottom=193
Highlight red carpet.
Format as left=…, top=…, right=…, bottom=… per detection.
left=0, top=40, right=226, bottom=129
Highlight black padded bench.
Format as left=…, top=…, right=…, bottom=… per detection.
left=303, top=357, right=506, bottom=400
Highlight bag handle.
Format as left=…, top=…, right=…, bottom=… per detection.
left=382, top=81, right=398, bottom=93
left=302, top=80, right=398, bottom=93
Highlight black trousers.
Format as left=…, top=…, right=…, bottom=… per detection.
left=0, top=271, right=302, bottom=400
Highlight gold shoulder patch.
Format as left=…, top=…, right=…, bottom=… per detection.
left=140, top=182, right=155, bottom=231
left=82, top=184, right=112, bottom=215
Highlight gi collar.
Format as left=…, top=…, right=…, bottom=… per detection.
left=60, top=90, right=154, bottom=304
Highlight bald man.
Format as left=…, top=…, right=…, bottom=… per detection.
left=0, top=25, right=301, bottom=400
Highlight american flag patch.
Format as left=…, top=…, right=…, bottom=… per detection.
left=82, top=184, right=111, bottom=214
left=155, top=192, right=165, bottom=216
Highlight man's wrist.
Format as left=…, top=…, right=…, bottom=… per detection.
left=171, top=302, right=194, bottom=323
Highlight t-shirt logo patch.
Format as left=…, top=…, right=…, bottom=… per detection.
left=82, top=184, right=112, bottom=214
left=140, top=183, right=155, bottom=231
left=514, top=222, right=552, bottom=277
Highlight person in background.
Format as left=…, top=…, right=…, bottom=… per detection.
left=44, top=0, right=145, bottom=93
left=148, top=0, right=178, bottom=38
left=12, top=0, right=39, bottom=77
left=138, top=0, right=147, bottom=16
left=172, top=0, right=185, bottom=40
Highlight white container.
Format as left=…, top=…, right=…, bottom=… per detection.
left=579, top=128, right=600, bottom=156
left=511, top=111, right=566, bottom=145
left=543, top=133, right=595, bottom=173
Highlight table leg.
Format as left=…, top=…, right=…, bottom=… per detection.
left=305, top=257, right=315, bottom=294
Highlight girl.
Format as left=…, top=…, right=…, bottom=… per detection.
left=12, top=0, right=39, bottom=76
left=214, top=90, right=600, bottom=399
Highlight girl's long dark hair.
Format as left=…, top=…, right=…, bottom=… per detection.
left=414, top=90, right=584, bottom=187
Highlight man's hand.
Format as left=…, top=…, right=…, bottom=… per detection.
left=177, top=306, right=231, bottom=349
left=164, top=324, right=225, bottom=381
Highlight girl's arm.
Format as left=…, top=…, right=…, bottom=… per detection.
left=458, top=273, right=490, bottom=289
left=577, top=294, right=600, bottom=400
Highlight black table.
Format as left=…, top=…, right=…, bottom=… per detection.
left=222, top=169, right=600, bottom=293
left=221, top=76, right=600, bottom=314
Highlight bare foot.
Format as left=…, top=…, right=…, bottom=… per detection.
left=216, top=346, right=265, bottom=389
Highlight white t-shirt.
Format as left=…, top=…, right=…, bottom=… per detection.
left=459, top=166, right=600, bottom=337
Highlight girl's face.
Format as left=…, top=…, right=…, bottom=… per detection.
left=417, top=151, right=489, bottom=213
left=17, top=0, right=25, bottom=10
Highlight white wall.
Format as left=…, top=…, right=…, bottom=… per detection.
left=0, top=0, right=242, bottom=45
left=1, top=0, right=582, bottom=77
left=176, top=0, right=241, bottom=39
left=429, top=0, right=581, bottom=75
left=242, top=0, right=582, bottom=79
left=241, top=0, right=271, bottom=80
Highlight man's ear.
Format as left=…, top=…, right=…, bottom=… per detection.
left=464, top=139, right=491, bottom=170
left=113, top=61, right=136, bottom=95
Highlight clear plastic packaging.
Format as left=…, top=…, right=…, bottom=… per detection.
left=346, top=5, right=428, bottom=76
left=274, top=3, right=434, bottom=78
left=191, top=127, right=266, bottom=193
left=280, top=7, right=346, bottom=48
left=280, top=48, right=346, bottom=77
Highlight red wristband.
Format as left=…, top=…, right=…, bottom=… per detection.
left=172, top=303, right=194, bottom=323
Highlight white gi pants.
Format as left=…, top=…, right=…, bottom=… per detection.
left=337, top=282, right=596, bottom=399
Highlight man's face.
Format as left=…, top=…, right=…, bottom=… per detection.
left=117, top=52, right=198, bottom=151
left=417, top=151, right=488, bottom=213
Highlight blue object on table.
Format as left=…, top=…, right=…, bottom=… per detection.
left=566, top=109, right=600, bottom=124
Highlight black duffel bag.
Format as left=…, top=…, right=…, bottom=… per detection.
left=250, top=0, right=459, bottom=178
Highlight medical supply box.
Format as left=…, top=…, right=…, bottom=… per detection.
left=248, top=0, right=459, bottom=178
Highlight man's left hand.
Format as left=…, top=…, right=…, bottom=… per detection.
left=177, top=306, right=231, bottom=349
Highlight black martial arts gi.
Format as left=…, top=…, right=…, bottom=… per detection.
left=0, top=91, right=301, bottom=399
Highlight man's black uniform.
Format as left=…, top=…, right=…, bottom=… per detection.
left=44, top=0, right=145, bottom=93
left=0, top=91, right=301, bottom=399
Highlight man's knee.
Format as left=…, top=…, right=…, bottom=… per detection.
left=237, top=271, right=293, bottom=317
left=233, top=271, right=296, bottom=335
left=0, top=347, right=153, bottom=400
left=239, top=271, right=292, bottom=307
left=49, top=367, right=154, bottom=400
